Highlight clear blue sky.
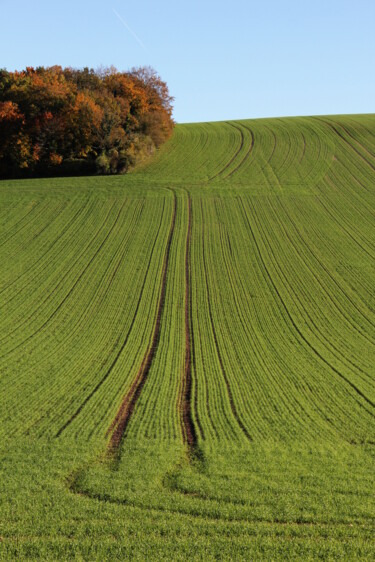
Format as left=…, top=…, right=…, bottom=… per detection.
left=1, top=0, right=374, bottom=123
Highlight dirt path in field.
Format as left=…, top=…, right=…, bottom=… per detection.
left=106, top=192, right=177, bottom=453
left=181, top=193, right=197, bottom=448
left=55, top=201, right=166, bottom=438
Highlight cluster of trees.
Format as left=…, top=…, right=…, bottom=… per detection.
left=0, top=65, right=174, bottom=178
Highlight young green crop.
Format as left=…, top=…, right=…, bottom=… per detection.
left=0, top=114, right=374, bottom=560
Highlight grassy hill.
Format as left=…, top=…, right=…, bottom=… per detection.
left=0, top=115, right=374, bottom=560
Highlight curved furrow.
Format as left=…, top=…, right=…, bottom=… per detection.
left=274, top=196, right=375, bottom=346
left=261, top=125, right=277, bottom=170
left=326, top=117, right=375, bottom=164
left=299, top=130, right=307, bottom=164
left=340, top=124, right=375, bottom=163
left=315, top=185, right=375, bottom=261
left=0, top=203, right=69, bottom=293
left=13, top=199, right=161, bottom=437
left=207, top=122, right=245, bottom=182
left=0, top=200, right=124, bottom=358
left=345, top=116, right=375, bottom=156
left=180, top=192, right=197, bottom=447
left=295, top=195, right=375, bottom=317
left=238, top=196, right=375, bottom=414
left=265, top=120, right=293, bottom=180
left=0, top=201, right=41, bottom=246
left=8, top=202, right=163, bottom=439
left=106, top=192, right=177, bottom=452
left=315, top=117, right=375, bottom=174
left=327, top=158, right=375, bottom=228
left=200, top=200, right=252, bottom=441
left=297, top=119, right=333, bottom=185
left=188, top=206, right=206, bottom=442
left=0, top=200, right=44, bottom=248
left=252, top=198, right=373, bottom=381
left=33, top=208, right=164, bottom=438
left=0, top=201, right=113, bottom=352
left=221, top=199, right=360, bottom=441
left=0, top=200, right=66, bottom=266
left=221, top=122, right=255, bottom=180
left=55, top=200, right=166, bottom=438
left=0, top=197, right=91, bottom=299
left=213, top=203, right=337, bottom=442
left=0, top=198, right=112, bottom=341
left=267, top=200, right=375, bottom=386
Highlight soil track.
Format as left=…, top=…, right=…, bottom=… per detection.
left=55, top=202, right=167, bottom=438
left=181, top=194, right=197, bottom=448
left=107, top=192, right=177, bottom=452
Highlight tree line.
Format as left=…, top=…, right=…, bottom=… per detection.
left=0, top=65, right=174, bottom=178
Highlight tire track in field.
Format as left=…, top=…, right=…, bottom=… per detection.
left=106, top=192, right=177, bottom=452
left=200, top=201, right=252, bottom=441
left=207, top=122, right=245, bottom=182
left=180, top=192, right=198, bottom=448
left=55, top=200, right=166, bottom=438
left=69, top=463, right=372, bottom=527
left=220, top=123, right=255, bottom=180
left=239, top=197, right=375, bottom=415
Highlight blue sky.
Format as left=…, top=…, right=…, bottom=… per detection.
left=1, top=0, right=374, bottom=123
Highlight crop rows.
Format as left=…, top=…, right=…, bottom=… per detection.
left=0, top=114, right=374, bottom=559
left=0, top=115, right=373, bottom=446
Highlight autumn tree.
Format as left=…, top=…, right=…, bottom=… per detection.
left=0, top=66, right=174, bottom=178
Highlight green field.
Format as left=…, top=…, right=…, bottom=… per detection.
left=0, top=114, right=374, bottom=560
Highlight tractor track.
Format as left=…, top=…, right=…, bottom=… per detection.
left=107, top=192, right=177, bottom=452
left=181, top=193, right=197, bottom=448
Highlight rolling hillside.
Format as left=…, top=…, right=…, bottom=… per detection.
left=0, top=115, right=374, bottom=560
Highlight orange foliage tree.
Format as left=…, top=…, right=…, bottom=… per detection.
left=0, top=66, right=174, bottom=177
